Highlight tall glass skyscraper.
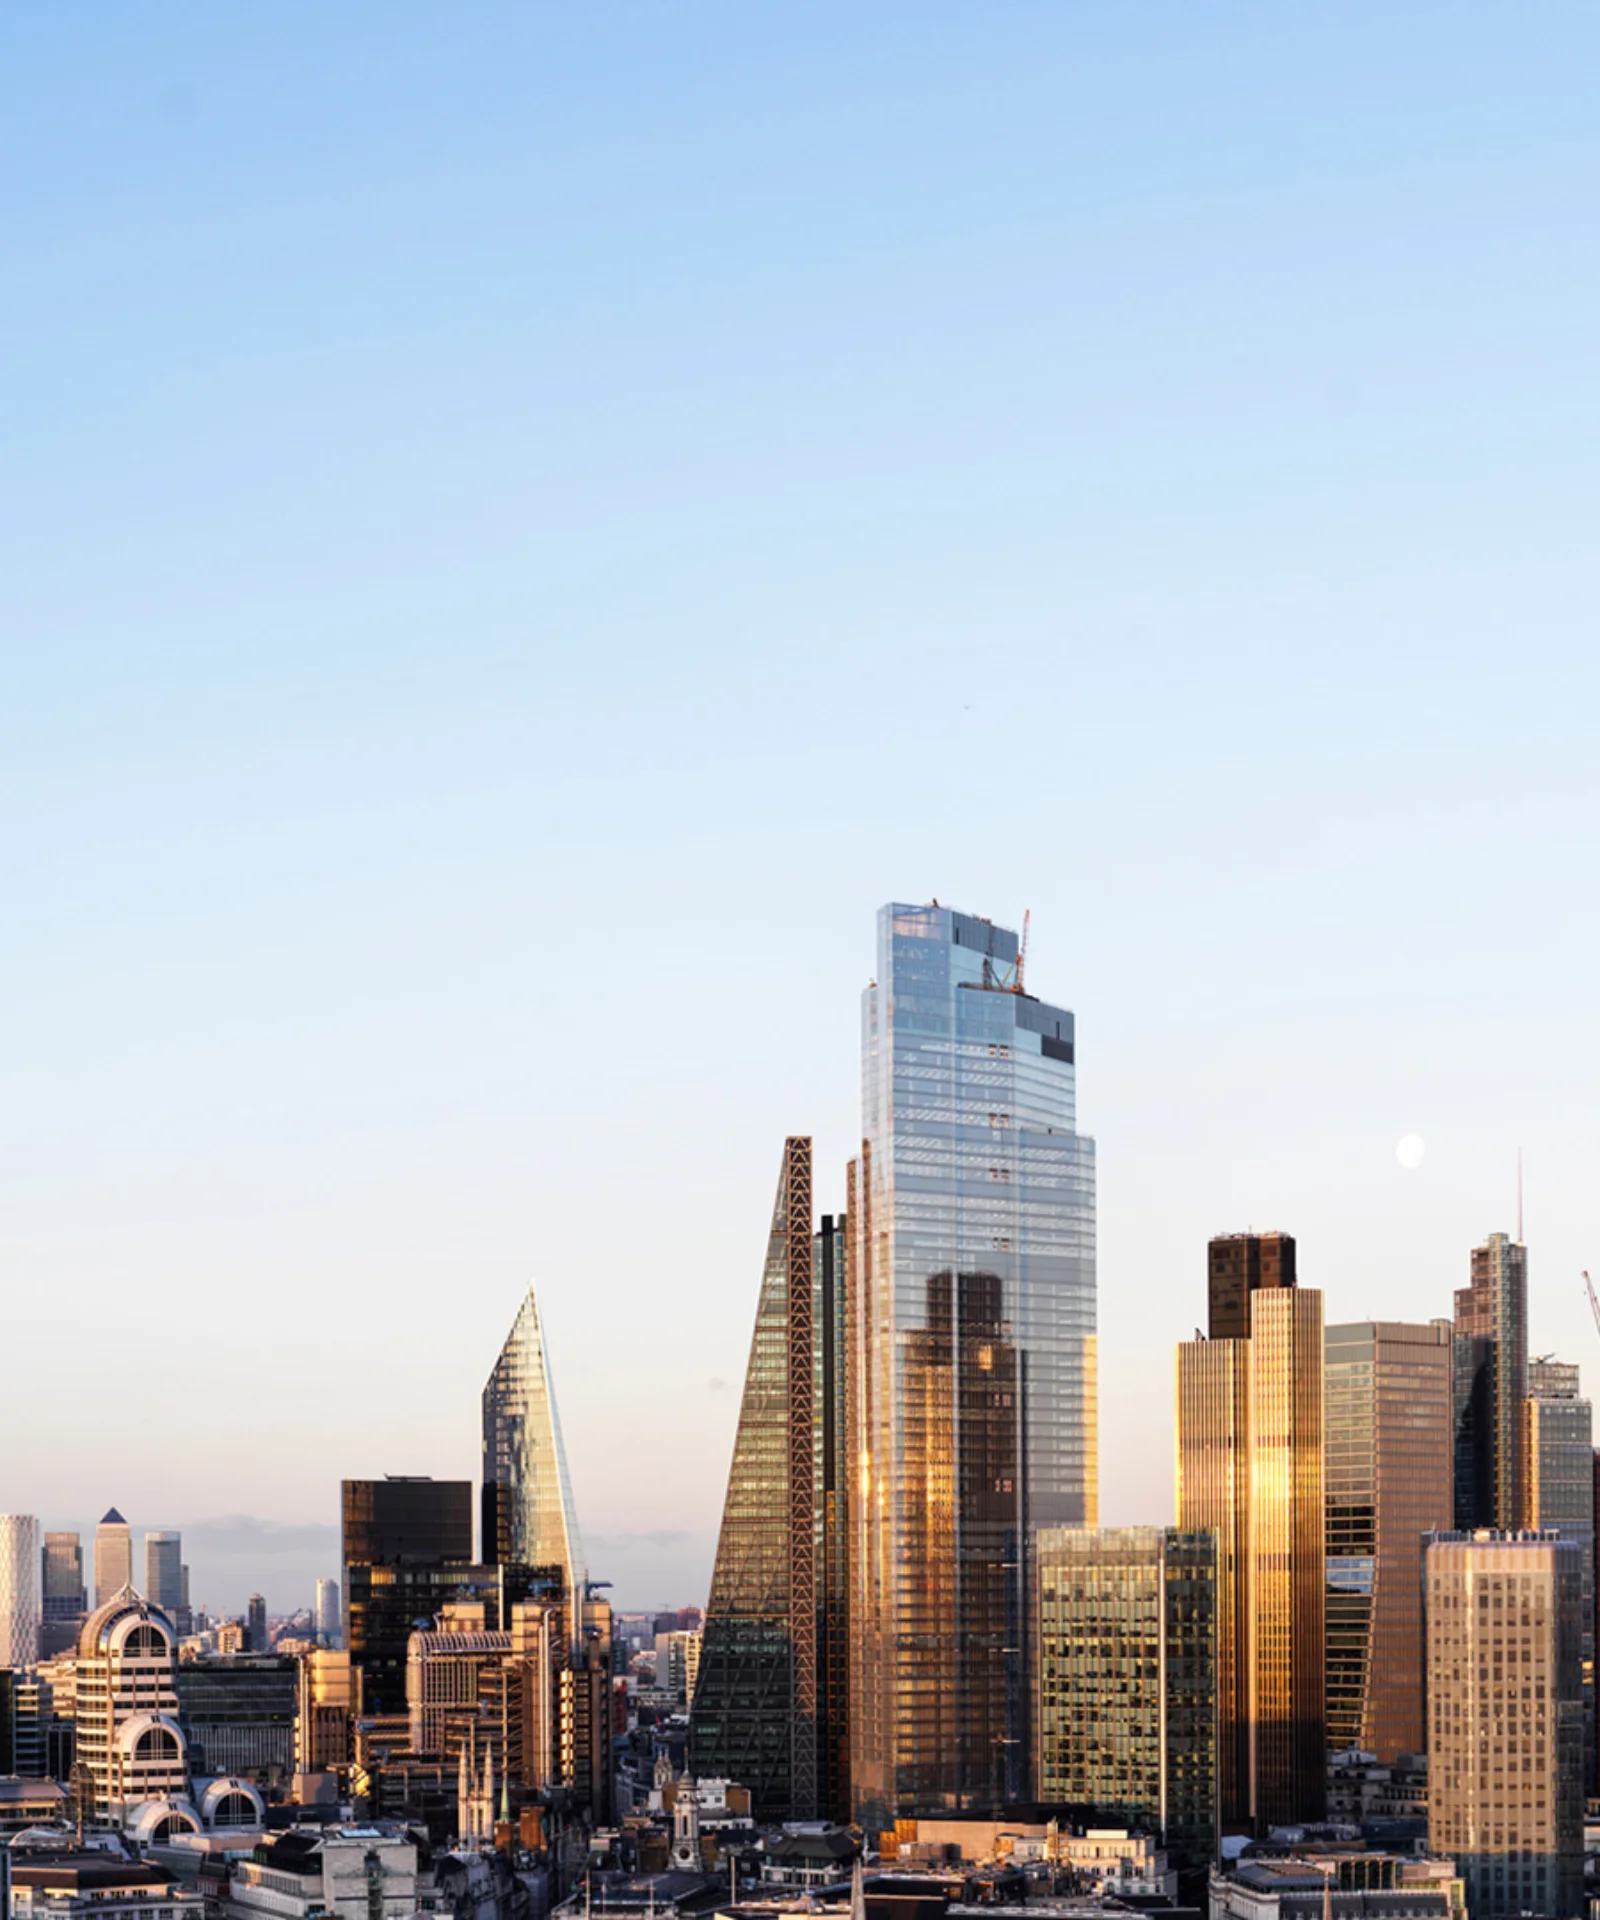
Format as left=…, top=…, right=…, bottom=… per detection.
left=481, top=1286, right=586, bottom=1608
left=849, top=903, right=1096, bottom=1824
left=144, top=1532, right=184, bottom=1612
left=1324, top=1320, right=1453, bottom=1762
left=0, top=1516, right=41, bottom=1668
left=1454, top=1232, right=1528, bottom=1530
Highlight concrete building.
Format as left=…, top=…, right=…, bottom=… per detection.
left=0, top=1514, right=42, bottom=1667
left=406, top=1616, right=511, bottom=1754
left=8, top=1851, right=205, bottom=1920
left=1176, top=1245, right=1325, bottom=1835
left=73, top=1590, right=190, bottom=1824
left=1425, top=1529, right=1583, bottom=1919
left=1209, top=1856, right=1458, bottom=1920
left=656, top=1628, right=701, bottom=1705
left=1034, top=1526, right=1216, bottom=1870
left=93, top=1512, right=132, bottom=1610
left=222, top=1825, right=419, bottom=1920
left=1324, top=1322, right=1453, bottom=1762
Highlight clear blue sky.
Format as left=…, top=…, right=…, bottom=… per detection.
left=5, top=6, right=1599, bottom=1612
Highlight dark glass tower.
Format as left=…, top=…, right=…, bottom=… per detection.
left=1207, top=1232, right=1296, bottom=1341
left=1454, top=1232, right=1528, bottom=1530
left=691, top=1136, right=848, bottom=1822
left=851, top=904, right=1096, bottom=1824
left=341, top=1476, right=474, bottom=1714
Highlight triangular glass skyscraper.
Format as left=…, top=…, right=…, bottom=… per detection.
left=690, top=1136, right=822, bottom=1820
left=482, top=1285, right=586, bottom=1605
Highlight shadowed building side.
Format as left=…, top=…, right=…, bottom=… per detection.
left=690, top=1136, right=820, bottom=1821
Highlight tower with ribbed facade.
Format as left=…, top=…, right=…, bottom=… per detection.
left=691, top=1136, right=837, bottom=1821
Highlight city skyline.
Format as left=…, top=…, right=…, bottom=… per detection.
left=6, top=9, right=1600, bottom=1620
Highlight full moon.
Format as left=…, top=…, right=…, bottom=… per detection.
left=1397, top=1133, right=1426, bottom=1170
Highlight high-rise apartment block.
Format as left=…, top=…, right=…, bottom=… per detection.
left=850, top=904, right=1096, bottom=1823
left=1426, top=1530, right=1583, bottom=1920
left=1324, top=1321, right=1453, bottom=1760
left=1177, top=1240, right=1324, bottom=1835
left=0, top=1515, right=41, bottom=1668
left=1035, top=1526, right=1217, bottom=1871
left=1454, top=1234, right=1528, bottom=1530
left=144, top=1533, right=183, bottom=1612
left=94, top=1509, right=133, bottom=1608
left=692, top=1138, right=849, bottom=1821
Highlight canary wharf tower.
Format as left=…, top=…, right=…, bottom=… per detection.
left=849, top=903, right=1097, bottom=1824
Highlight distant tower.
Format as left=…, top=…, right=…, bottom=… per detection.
left=481, top=1286, right=585, bottom=1605
left=94, top=1510, right=132, bottom=1608
left=669, top=1773, right=701, bottom=1870
left=1454, top=1231, right=1529, bottom=1529
left=0, top=1516, right=41, bottom=1667
left=246, top=1594, right=267, bottom=1652
left=315, top=1578, right=341, bottom=1648
left=144, top=1532, right=183, bottom=1611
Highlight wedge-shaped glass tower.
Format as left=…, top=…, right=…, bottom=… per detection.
left=691, top=1136, right=827, bottom=1821
left=482, top=1286, right=586, bottom=1607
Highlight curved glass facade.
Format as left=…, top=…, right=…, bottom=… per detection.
left=482, top=1287, right=586, bottom=1606
left=850, top=903, right=1096, bottom=1824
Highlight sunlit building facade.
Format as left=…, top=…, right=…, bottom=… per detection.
left=1426, top=1530, right=1583, bottom=1920
left=481, top=1285, right=586, bottom=1609
left=144, top=1533, right=183, bottom=1613
left=850, top=903, right=1097, bottom=1823
left=1035, top=1526, right=1217, bottom=1871
left=1324, top=1320, right=1453, bottom=1761
left=74, top=1591, right=190, bottom=1823
left=1177, top=1277, right=1324, bottom=1835
left=95, top=1510, right=133, bottom=1610
left=1454, top=1233, right=1528, bottom=1531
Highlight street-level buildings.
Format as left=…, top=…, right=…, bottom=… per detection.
left=1426, top=1529, right=1583, bottom=1920
left=1324, top=1320, right=1453, bottom=1762
left=850, top=903, right=1096, bottom=1824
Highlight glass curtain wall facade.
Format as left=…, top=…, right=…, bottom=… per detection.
left=1454, top=1233, right=1528, bottom=1530
left=850, top=904, right=1096, bottom=1825
left=481, top=1285, right=586, bottom=1611
left=1035, top=1526, right=1217, bottom=1872
left=690, top=1137, right=827, bottom=1821
left=94, top=1511, right=132, bottom=1609
left=0, top=1516, right=41, bottom=1668
left=1426, top=1531, right=1583, bottom=1920
left=1324, top=1321, right=1453, bottom=1761
left=342, top=1477, right=475, bottom=1714
left=1177, top=1283, right=1325, bottom=1835
left=1525, top=1361, right=1595, bottom=1786
left=816, top=1210, right=851, bottom=1822
left=144, top=1534, right=183, bottom=1613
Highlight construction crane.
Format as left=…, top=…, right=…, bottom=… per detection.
left=1585, top=1270, right=1600, bottom=1343
left=1014, top=909, right=1030, bottom=995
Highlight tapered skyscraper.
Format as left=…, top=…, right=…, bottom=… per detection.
left=1454, top=1231, right=1528, bottom=1530
left=691, top=1136, right=844, bottom=1821
left=850, top=904, right=1097, bottom=1824
left=482, top=1285, right=586, bottom=1606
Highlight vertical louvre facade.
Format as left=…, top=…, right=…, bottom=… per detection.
left=1035, top=1526, right=1217, bottom=1871
left=1324, top=1321, right=1453, bottom=1761
left=690, top=1136, right=825, bottom=1820
left=816, top=1211, right=852, bottom=1822
left=1177, top=1281, right=1324, bottom=1835
left=851, top=903, right=1097, bottom=1825
left=1525, top=1362, right=1595, bottom=1786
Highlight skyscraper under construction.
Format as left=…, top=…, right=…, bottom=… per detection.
left=689, top=1136, right=851, bottom=1822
